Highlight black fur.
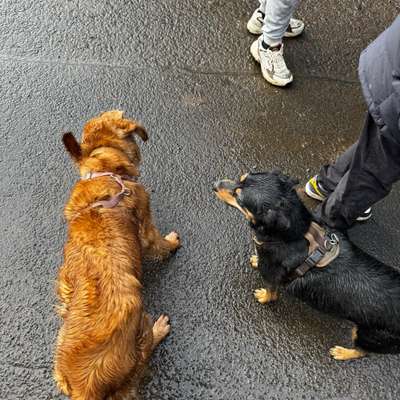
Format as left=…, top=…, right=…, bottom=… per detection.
left=226, top=171, right=400, bottom=354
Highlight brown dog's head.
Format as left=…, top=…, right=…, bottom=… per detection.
left=63, top=110, right=148, bottom=177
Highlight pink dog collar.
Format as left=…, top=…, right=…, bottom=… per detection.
left=81, top=171, right=137, bottom=209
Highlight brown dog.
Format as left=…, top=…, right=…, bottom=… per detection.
left=54, top=111, right=181, bottom=400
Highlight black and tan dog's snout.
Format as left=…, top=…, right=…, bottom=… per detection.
left=213, top=177, right=256, bottom=222
left=213, top=179, right=237, bottom=194
left=213, top=179, right=244, bottom=211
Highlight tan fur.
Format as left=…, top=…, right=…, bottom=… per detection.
left=330, top=346, right=367, bottom=361
left=254, top=288, right=279, bottom=304
left=214, top=188, right=255, bottom=222
left=250, top=255, right=259, bottom=269
left=328, top=327, right=367, bottom=361
left=54, top=111, right=180, bottom=400
left=352, top=326, right=358, bottom=342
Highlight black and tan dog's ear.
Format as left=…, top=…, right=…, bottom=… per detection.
left=62, top=132, right=82, bottom=162
left=272, top=170, right=299, bottom=188
left=113, top=120, right=148, bottom=142
left=281, top=174, right=299, bottom=188
left=286, top=176, right=299, bottom=187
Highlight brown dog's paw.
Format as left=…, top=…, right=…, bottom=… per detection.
left=165, top=231, right=181, bottom=250
left=254, top=288, right=278, bottom=304
left=153, top=314, right=171, bottom=346
left=329, top=346, right=366, bottom=361
left=250, top=255, right=258, bottom=269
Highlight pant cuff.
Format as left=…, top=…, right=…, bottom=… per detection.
left=263, top=33, right=282, bottom=47
left=263, top=36, right=282, bottom=47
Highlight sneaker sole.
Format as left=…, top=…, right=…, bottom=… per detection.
left=356, top=208, right=372, bottom=222
left=262, top=70, right=293, bottom=87
left=356, top=214, right=372, bottom=222
left=284, top=30, right=304, bottom=38
left=305, top=181, right=326, bottom=201
left=284, top=24, right=305, bottom=38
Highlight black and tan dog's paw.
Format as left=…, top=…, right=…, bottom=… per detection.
left=249, top=255, right=258, bottom=269
left=254, top=288, right=278, bottom=304
left=329, top=346, right=366, bottom=361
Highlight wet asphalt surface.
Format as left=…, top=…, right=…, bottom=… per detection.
left=2, top=1, right=400, bottom=399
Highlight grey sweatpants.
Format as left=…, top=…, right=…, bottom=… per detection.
left=316, top=112, right=400, bottom=229
left=258, top=0, right=300, bottom=46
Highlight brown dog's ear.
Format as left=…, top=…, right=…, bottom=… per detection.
left=112, top=120, right=148, bottom=142
left=131, top=124, right=148, bottom=142
left=62, top=132, right=82, bottom=162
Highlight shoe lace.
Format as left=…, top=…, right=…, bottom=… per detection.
left=270, top=47, right=289, bottom=75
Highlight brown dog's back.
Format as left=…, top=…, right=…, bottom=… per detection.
left=55, top=205, right=152, bottom=399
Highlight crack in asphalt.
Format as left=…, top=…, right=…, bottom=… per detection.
left=0, top=54, right=359, bottom=85
left=2, top=361, right=49, bottom=371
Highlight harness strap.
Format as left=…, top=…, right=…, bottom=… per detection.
left=292, top=247, right=328, bottom=278
left=252, top=221, right=340, bottom=281
left=81, top=171, right=137, bottom=209
left=291, top=223, right=339, bottom=280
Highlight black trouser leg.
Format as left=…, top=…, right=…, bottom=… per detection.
left=316, top=112, right=400, bottom=229
left=319, top=142, right=357, bottom=193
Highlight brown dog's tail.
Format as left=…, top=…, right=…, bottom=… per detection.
left=63, top=132, right=82, bottom=163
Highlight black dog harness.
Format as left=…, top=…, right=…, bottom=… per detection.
left=253, top=222, right=340, bottom=281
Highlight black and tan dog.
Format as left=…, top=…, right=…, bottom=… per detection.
left=214, top=170, right=400, bottom=360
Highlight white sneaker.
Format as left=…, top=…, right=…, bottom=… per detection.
left=284, top=18, right=305, bottom=38
left=247, top=9, right=305, bottom=38
left=250, top=37, right=293, bottom=87
left=247, top=9, right=265, bottom=35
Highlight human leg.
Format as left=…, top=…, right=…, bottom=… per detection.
left=316, top=114, right=400, bottom=228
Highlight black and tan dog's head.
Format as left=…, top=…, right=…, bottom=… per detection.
left=62, top=110, right=148, bottom=177
left=213, top=171, right=310, bottom=241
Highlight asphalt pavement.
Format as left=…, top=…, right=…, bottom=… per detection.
left=1, top=1, right=400, bottom=399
